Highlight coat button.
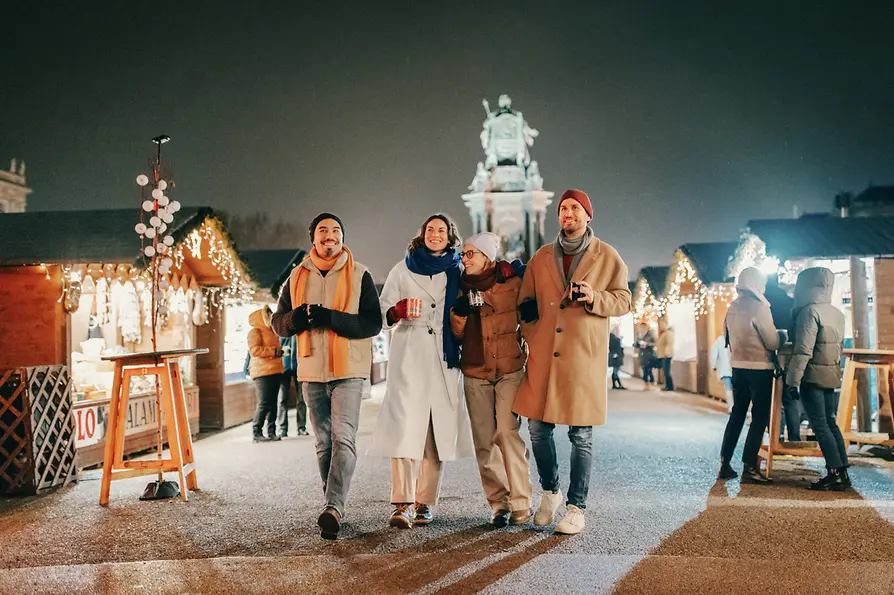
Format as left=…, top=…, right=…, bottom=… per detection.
left=559, top=304, right=565, bottom=310
left=554, top=352, right=560, bottom=357
left=431, top=303, right=436, bottom=308
left=428, top=328, right=434, bottom=335
left=556, top=328, right=563, bottom=333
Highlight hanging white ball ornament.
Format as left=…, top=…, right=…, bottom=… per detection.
left=134, top=223, right=147, bottom=234
left=142, top=200, right=154, bottom=212
left=144, top=246, right=156, bottom=257
left=163, top=257, right=174, bottom=268
left=158, top=223, right=167, bottom=233
left=149, top=216, right=161, bottom=228
left=169, top=201, right=181, bottom=212
left=157, top=179, right=168, bottom=191
left=163, top=213, right=174, bottom=224
left=159, top=279, right=170, bottom=290
left=157, top=195, right=170, bottom=207
left=156, top=206, right=167, bottom=217
left=136, top=174, right=149, bottom=187
left=151, top=188, right=163, bottom=200
left=163, top=235, right=174, bottom=246
left=145, top=227, right=156, bottom=239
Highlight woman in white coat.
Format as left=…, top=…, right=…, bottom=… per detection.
left=369, top=213, right=474, bottom=529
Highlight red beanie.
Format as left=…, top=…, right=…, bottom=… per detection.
left=558, top=189, right=593, bottom=219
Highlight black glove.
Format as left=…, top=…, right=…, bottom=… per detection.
left=290, top=303, right=311, bottom=331
left=786, top=385, right=800, bottom=400
left=308, top=304, right=333, bottom=329
left=519, top=299, right=539, bottom=323
left=452, top=294, right=471, bottom=317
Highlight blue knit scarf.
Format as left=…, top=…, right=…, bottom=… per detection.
left=405, top=247, right=462, bottom=368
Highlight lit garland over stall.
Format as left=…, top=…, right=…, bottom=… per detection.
left=634, top=253, right=736, bottom=321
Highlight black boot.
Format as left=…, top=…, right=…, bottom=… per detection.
left=718, top=460, right=738, bottom=480
left=809, top=468, right=847, bottom=491
left=741, top=464, right=772, bottom=484
left=840, top=467, right=852, bottom=489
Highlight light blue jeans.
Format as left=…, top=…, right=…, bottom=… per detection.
left=528, top=419, right=594, bottom=510
left=302, top=378, right=364, bottom=516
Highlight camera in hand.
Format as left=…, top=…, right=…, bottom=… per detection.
left=570, top=282, right=584, bottom=301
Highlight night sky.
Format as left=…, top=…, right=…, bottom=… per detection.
left=3, top=2, right=894, bottom=280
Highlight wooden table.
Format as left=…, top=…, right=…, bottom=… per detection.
left=98, top=349, right=208, bottom=505
left=837, top=349, right=894, bottom=448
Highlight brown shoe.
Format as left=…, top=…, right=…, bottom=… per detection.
left=318, top=506, right=341, bottom=540
left=389, top=504, right=413, bottom=529
left=414, top=503, right=433, bottom=526
left=509, top=509, right=532, bottom=525
left=491, top=508, right=510, bottom=527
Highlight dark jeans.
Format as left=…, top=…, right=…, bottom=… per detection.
left=800, top=382, right=849, bottom=469
left=252, top=374, right=283, bottom=437
left=528, top=419, right=593, bottom=509
left=720, top=368, right=773, bottom=467
left=278, top=372, right=307, bottom=435
left=611, top=365, right=622, bottom=386
left=662, top=358, right=674, bottom=390
left=781, top=391, right=803, bottom=441
left=303, top=378, right=364, bottom=516
left=642, top=363, right=655, bottom=383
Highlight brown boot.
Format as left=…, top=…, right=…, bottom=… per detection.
left=509, top=509, right=532, bottom=525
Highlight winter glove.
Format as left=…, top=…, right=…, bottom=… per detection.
left=786, top=385, right=800, bottom=400
left=274, top=348, right=284, bottom=358
left=308, top=304, right=333, bottom=329
left=452, top=294, right=471, bottom=317
left=387, top=299, right=410, bottom=326
left=289, top=303, right=311, bottom=332
left=519, top=299, right=539, bottom=323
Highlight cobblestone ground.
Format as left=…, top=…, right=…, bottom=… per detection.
left=1, top=378, right=893, bottom=594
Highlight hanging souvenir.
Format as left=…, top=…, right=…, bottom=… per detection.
left=119, top=280, right=142, bottom=344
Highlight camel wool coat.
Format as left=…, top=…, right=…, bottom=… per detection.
left=513, top=238, right=631, bottom=426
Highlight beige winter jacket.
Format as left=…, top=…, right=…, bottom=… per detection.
left=657, top=327, right=675, bottom=359
left=724, top=289, right=779, bottom=370
left=247, top=309, right=284, bottom=379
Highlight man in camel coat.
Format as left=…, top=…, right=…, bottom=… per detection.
left=515, top=188, right=631, bottom=535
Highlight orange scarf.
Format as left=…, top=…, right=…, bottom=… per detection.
left=290, top=247, right=354, bottom=377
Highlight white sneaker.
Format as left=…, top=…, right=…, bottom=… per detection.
left=533, top=489, right=563, bottom=526
left=554, top=504, right=585, bottom=535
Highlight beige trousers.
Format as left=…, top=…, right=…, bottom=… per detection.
left=464, top=369, right=532, bottom=512
left=390, top=416, right=443, bottom=505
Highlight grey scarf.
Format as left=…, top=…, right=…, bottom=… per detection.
left=554, top=226, right=593, bottom=286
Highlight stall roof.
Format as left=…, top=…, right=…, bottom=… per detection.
left=0, top=207, right=212, bottom=266
left=679, top=242, right=739, bottom=285
left=638, top=266, right=671, bottom=297
left=748, top=215, right=894, bottom=260
left=241, top=249, right=307, bottom=297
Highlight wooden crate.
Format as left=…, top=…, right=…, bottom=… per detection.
left=0, top=366, right=77, bottom=495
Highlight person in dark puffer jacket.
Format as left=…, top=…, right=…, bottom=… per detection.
left=785, top=267, right=849, bottom=491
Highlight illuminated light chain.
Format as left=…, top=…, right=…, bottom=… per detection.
left=182, top=222, right=254, bottom=305
left=643, top=255, right=738, bottom=322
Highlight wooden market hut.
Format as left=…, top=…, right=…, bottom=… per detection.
left=0, top=207, right=255, bottom=466
left=661, top=242, right=738, bottom=397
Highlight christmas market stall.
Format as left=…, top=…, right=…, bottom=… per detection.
left=630, top=266, right=671, bottom=378
left=730, top=214, right=894, bottom=438
left=0, top=207, right=254, bottom=468
left=647, top=243, right=738, bottom=396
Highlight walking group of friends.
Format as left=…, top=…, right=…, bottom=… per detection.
left=246, top=188, right=631, bottom=541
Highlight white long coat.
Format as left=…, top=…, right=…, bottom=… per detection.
left=367, top=260, right=474, bottom=461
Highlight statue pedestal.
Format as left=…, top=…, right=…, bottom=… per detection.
left=462, top=189, right=554, bottom=261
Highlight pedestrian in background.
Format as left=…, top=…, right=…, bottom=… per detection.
left=248, top=307, right=284, bottom=443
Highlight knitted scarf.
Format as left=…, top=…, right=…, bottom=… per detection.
left=290, top=246, right=354, bottom=377
left=554, top=226, right=593, bottom=286
left=405, top=247, right=462, bottom=368
left=459, top=265, right=499, bottom=367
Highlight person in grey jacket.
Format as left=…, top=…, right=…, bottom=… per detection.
left=718, top=267, right=779, bottom=483
left=785, top=267, right=849, bottom=491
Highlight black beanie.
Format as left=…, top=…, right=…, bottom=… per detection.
left=309, top=212, right=345, bottom=243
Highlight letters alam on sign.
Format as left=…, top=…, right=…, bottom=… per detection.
left=74, top=387, right=199, bottom=448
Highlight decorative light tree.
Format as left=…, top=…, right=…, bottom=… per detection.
left=132, top=135, right=184, bottom=500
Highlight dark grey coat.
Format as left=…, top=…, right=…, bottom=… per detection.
left=786, top=267, right=845, bottom=389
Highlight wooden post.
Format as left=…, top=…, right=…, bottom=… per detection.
left=849, top=257, right=872, bottom=432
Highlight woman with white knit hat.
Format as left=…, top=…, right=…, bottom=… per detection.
left=449, top=232, right=533, bottom=527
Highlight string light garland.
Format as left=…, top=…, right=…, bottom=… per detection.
left=634, top=253, right=737, bottom=322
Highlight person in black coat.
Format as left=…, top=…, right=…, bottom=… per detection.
left=609, top=326, right=626, bottom=390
